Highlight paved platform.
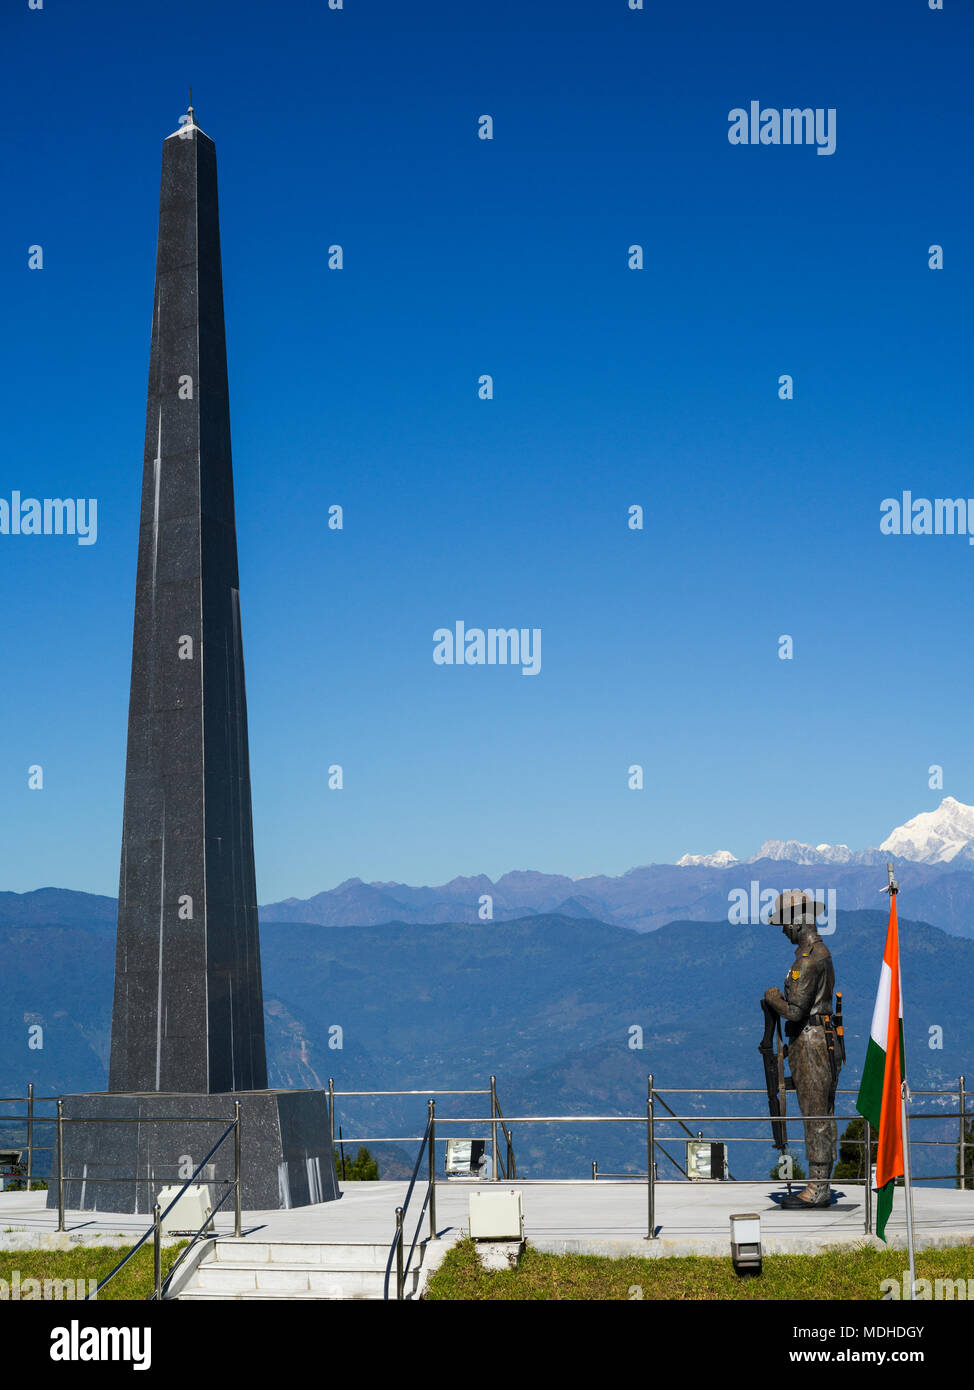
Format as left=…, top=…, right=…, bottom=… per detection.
left=2, top=1180, right=973, bottom=1257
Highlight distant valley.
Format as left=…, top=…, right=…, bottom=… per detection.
left=1, top=900, right=969, bottom=1183
left=4, top=798, right=972, bottom=1182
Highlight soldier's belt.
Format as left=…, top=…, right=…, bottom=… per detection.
left=785, top=1014, right=830, bottom=1037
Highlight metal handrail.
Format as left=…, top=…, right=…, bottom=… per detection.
left=52, top=1099, right=247, bottom=1234
left=329, top=1137, right=425, bottom=1145
left=0, top=1089, right=250, bottom=1215
left=327, top=1074, right=518, bottom=1184
left=394, top=1075, right=969, bottom=1242
left=653, top=1086, right=957, bottom=1094
left=494, top=1107, right=516, bottom=1179
left=0, top=1085, right=58, bottom=1190
left=490, top=1080, right=517, bottom=1179
left=430, top=1111, right=960, bottom=1123
left=384, top=1104, right=435, bottom=1301
left=154, top=1183, right=238, bottom=1300
left=332, top=1088, right=489, bottom=1097
left=50, top=1114, right=233, bottom=1123
left=326, top=1073, right=514, bottom=1173
left=83, top=1103, right=243, bottom=1300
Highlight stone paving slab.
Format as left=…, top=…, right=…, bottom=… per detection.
left=2, top=1181, right=972, bottom=1256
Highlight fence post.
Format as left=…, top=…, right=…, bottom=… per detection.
left=56, top=1098, right=65, bottom=1232
left=153, top=1203, right=162, bottom=1299
left=646, top=1074, right=656, bottom=1239
left=328, top=1077, right=335, bottom=1149
left=489, top=1075, right=498, bottom=1182
left=26, top=1083, right=34, bottom=1192
left=428, top=1099, right=437, bottom=1241
left=592, top=1160, right=598, bottom=1181
left=864, top=1118, right=873, bottom=1235
left=234, top=1100, right=242, bottom=1236
left=960, top=1075, right=967, bottom=1191
left=395, top=1206, right=404, bottom=1300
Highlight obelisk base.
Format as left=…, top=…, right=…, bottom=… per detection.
left=45, top=1090, right=338, bottom=1214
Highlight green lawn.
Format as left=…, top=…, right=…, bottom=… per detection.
left=0, top=1243, right=188, bottom=1300
left=424, top=1237, right=974, bottom=1300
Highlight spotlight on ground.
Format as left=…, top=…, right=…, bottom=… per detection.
left=730, top=1213, right=762, bottom=1277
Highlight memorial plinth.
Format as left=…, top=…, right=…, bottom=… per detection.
left=56, top=1091, right=335, bottom=1214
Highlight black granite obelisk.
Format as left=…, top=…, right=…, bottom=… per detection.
left=109, top=106, right=266, bottom=1096
left=50, top=110, right=337, bottom=1213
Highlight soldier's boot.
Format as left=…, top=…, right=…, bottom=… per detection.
left=780, top=1163, right=832, bottom=1210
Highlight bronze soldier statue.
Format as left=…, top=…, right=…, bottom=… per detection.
left=763, top=890, right=842, bottom=1209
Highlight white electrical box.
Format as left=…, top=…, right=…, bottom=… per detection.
left=469, top=1189, right=524, bottom=1240
left=155, top=1184, right=214, bottom=1236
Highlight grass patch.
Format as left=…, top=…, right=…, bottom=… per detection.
left=0, top=1243, right=188, bottom=1301
left=424, top=1237, right=974, bottom=1301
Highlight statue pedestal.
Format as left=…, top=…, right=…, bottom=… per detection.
left=45, top=1089, right=338, bottom=1214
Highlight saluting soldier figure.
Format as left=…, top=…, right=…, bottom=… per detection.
left=763, top=890, right=842, bottom=1210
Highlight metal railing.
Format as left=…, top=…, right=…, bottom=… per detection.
left=371, top=1081, right=513, bottom=1300
left=647, top=1077, right=971, bottom=1189
left=403, top=1100, right=660, bottom=1243
left=329, top=1075, right=516, bottom=1181
left=149, top=1110, right=244, bottom=1301
left=385, top=1074, right=971, bottom=1253
left=385, top=1101, right=436, bottom=1301
left=0, top=1084, right=57, bottom=1189
left=47, top=1102, right=244, bottom=1240
left=645, top=1077, right=969, bottom=1237
left=3, top=1072, right=968, bottom=1301
left=0, top=1089, right=246, bottom=1298
left=88, top=1106, right=244, bottom=1301
left=382, top=1094, right=661, bottom=1298
left=491, top=1080, right=517, bottom=1180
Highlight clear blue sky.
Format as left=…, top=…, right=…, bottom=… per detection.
left=2, top=0, right=972, bottom=901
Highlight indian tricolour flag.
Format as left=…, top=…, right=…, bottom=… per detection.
left=856, top=889, right=906, bottom=1241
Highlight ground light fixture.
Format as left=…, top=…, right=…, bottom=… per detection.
left=730, top=1213, right=763, bottom=1276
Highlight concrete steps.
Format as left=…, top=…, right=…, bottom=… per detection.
left=172, top=1239, right=425, bottom=1301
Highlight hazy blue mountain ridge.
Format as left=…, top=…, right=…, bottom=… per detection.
left=1, top=902, right=969, bottom=1181
left=258, top=859, right=974, bottom=936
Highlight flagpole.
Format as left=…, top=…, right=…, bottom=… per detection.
left=901, top=1078, right=917, bottom=1300
left=885, top=861, right=917, bottom=1300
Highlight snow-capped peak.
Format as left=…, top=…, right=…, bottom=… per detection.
left=747, top=840, right=858, bottom=865
left=880, top=796, right=974, bottom=864
left=675, top=798, right=974, bottom=870
left=676, top=850, right=738, bottom=868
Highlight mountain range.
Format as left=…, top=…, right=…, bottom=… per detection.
left=2, top=798, right=972, bottom=1181
left=0, top=907, right=969, bottom=1183
left=5, top=800, right=974, bottom=939
left=679, top=797, right=974, bottom=868
left=253, top=799, right=974, bottom=936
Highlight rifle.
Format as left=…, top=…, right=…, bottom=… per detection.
left=759, top=999, right=789, bottom=1151
left=834, top=990, right=846, bottom=1065
left=822, top=989, right=846, bottom=1092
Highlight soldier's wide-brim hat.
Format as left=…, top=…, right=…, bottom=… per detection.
left=769, top=890, right=826, bottom=925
